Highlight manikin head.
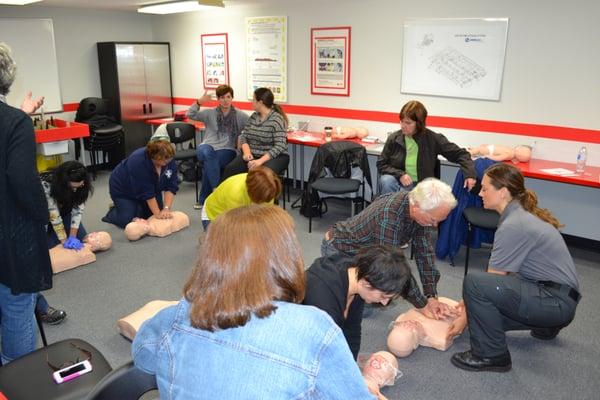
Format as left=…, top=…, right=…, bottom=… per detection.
left=513, top=145, right=532, bottom=162
left=125, top=218, right=151, bottom=241
left=360, top=351, right=401, bottom=388
left=387, top=320, right=426, bottom=357
left=84, top=231, right=112, bottom=252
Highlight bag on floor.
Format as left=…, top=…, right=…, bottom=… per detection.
left=299, top=187, right=321, bottom=217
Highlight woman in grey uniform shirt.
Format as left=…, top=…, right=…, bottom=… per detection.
left=451, top=163, right=580, bottom=373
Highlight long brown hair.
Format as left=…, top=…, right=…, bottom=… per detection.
left=184, top=204, right=305, bottom=331
left=484, top=163, right=562, bottom=229
left=254, top=87, right=288, bottom=127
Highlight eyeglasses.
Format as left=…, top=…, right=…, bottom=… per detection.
left=46, top=342, right=92, bottom=372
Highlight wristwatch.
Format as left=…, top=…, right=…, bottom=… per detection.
left=164, top=206, right=170, bottom=210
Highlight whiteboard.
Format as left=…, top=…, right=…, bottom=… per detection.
left=0, top=18, right=63, bottom=113
left=401, top=18, right=509, bottom=101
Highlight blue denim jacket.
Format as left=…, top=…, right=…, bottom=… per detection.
left=132, top=299, right=374, bottom=399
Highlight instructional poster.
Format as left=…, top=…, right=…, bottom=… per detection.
left=201, top=33, right=229, bottom=89
left=311, top=27, right=351, bottom=96
left=246, top=16, right=288, bottom=102
left=401, top=18, right=509, bottom=101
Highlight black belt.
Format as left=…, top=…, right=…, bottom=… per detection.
left=539, top=281, right=581, bottom=302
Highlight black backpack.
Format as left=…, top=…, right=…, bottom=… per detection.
left=299, top=187, right=322, bottom=217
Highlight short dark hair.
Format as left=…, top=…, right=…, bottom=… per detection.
left=399, top=100, right=428, bottom=135
left=354, top=245, right=411, bottom=294
left=215, top=84, right=234, bottom=98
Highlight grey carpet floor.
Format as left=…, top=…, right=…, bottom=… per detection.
left=38, top=171, right=600, bottom=400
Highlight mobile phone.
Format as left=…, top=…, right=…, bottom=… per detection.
left=52, top=360, right=93, bottom=384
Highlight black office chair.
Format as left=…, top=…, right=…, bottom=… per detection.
left=75, top=97, right=125, bottom=179
left=84, top=361, right=158, bottom=400
left=463, top=206, right=500, bottom=275
left=165, top=122, right=200, bottom=206
left=0, top=339, right=112, bottom=400
left=304, top=141, right=372, bottom=232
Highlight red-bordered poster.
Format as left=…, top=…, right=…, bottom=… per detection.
left=311, top=27, right=351, bottom=96
left=201, top=33, right=230, bottom=89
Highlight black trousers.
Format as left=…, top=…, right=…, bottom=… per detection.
left=221, top=153, right=290, bottom=182
left=463, top=271, right=579, bottom=358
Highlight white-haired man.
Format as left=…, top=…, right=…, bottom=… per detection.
left=321, top=178, right=458, bottom=318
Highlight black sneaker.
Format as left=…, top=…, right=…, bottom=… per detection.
left=40, top=307, right=67, bottom=325
left=530, top=328, right=560, bottom=340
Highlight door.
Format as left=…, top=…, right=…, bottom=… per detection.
left=143, top=44, right=172, bottom=119
left=115, top=44, right=147, bottom=121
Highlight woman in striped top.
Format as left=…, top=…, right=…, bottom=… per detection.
left=221, top=87, right=289, bottom=181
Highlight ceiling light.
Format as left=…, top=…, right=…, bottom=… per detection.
left=0, top=0, right=43, bottom=5
left=137, top=0, right=224, bottom=15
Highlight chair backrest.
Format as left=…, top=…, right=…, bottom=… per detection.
left=166, top=122, right=196, bottom=145
left=76, top=98, right=110, bottom=122
left=308, top=141, right=372, bottom=187
left=84, top=361, right=157, bottom=400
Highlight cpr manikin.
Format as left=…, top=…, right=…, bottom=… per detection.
left=124, top=211, right=190, bottom=241
left=358, top=351, right=402, bottom=400
left=387, top=297, right=467, bottom=357
left=117, top=300, right=178, bottom=341
left=468, top=144, right=532, bottom=163
left=332, top=126, right=369, bottom=140
left=50, top=231, right=112, bottom=274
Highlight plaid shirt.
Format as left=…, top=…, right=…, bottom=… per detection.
left=331, top=191, right=439, bottom=304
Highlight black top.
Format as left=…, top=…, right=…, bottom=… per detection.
left=303, top=253, right=364, bottom=359
left=0, top=102, right=52, bottom=293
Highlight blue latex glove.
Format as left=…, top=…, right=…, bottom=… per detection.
left=63, top=236, right=84, bottom=251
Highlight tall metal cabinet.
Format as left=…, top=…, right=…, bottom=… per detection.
left=97, top=42, right=173, bottom=155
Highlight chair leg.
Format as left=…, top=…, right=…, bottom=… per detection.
left=35, top=310, right=48, bottom=347
left=464, top=222, right=472, bottom=275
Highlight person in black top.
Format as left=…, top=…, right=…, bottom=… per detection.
left=304, top=245, right=435, bottom=359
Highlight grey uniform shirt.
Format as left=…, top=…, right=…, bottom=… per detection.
left=186, top=104, right=249, bottom=150
left=489, top=201, right=580, bottom=290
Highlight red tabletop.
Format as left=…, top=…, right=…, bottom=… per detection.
left=146, top=117, right=205, bottom=130
left=510, top=159, right=600, bottom=188
left=35, top=119, right=89, bottom=144
left=287, top=130, right=382, bottom=152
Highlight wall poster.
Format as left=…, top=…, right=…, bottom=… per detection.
left=201, top=33, right=230, bottom=89
left=246, top=16, right=288, bottom=102
left=401, top=18, right=509, bottom=101
left=311, top=26, right=351, bottom=96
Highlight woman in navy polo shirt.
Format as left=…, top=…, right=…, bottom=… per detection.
left=102, top=134, right=178, bottom=228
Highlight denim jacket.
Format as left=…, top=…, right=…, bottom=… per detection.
left=132, top=299, right=375, bottom=399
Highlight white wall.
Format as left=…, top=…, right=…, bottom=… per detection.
left=152, top=0, right=600, bottom=165
left=0, top=5, right=153, bottom=110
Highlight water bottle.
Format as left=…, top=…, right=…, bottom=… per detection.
left=575, top=146, right=587, bottom=174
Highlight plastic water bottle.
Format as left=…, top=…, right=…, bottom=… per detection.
left=575, top=146, right=587, bottom=173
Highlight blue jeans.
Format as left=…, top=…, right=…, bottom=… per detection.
left=378, top=174, right=414, bottom=195
left=102, top=195, right=163, bottom=229
left=196, top=145, right=236, bottom=204
left=35, top=293, right=49, bottom=314
left=47, top=213, right=87, bottom=249
left=0, top=283, right=37, bottom=364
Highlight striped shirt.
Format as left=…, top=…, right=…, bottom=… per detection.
left=239, top=110, right=288, bottom=159
left=331, top=191, right=440, bottom=299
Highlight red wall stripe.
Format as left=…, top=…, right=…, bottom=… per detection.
left=64, top=99, right=600, bottom=144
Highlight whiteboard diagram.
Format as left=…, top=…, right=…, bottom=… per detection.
left=401, top=18, right=509, bottom=101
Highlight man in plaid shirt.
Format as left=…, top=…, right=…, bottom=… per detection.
left=321, top=178, right=457, bottom=318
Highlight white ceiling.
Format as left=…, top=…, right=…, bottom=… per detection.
left=19, top=0, right=260, bottom=12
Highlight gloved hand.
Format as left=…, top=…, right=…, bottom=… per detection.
left=63, top=236, right=84, bottom=251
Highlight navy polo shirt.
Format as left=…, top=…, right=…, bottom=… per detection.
left=109, top=147, right=179, bottom=201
